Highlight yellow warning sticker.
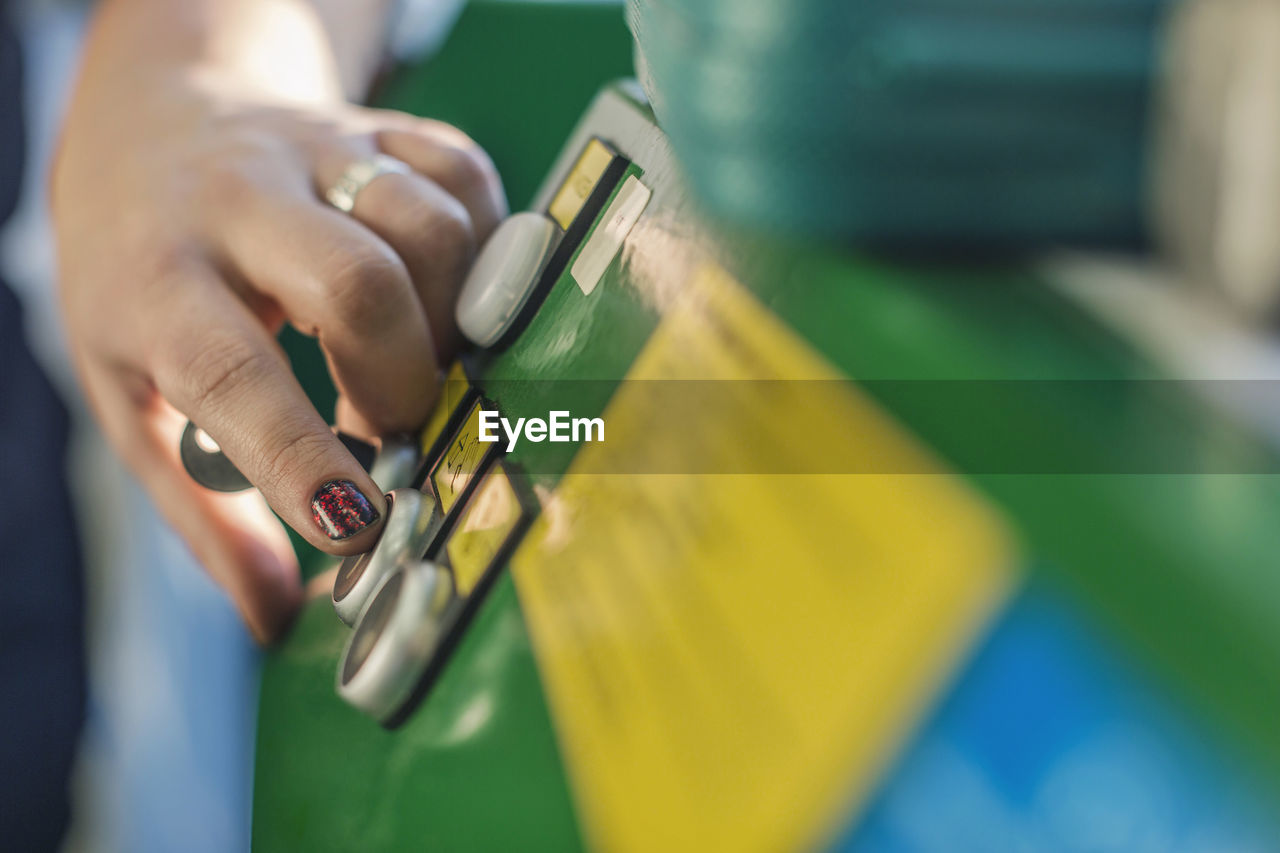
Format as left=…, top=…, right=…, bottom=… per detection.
left=511, top=265, right=1016, bottom=853
left=432, top=401, right=494, bottom=514
left=548, top=138, right=616, bottom=230
left=420, top=361, right=470, bottom=457
left=445, top=467, right=522, bottom=596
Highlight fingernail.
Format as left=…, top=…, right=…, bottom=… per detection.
left=311, top=480, right=380, bottom=540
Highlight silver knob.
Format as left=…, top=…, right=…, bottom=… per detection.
left=331, top=488, right=438, bottom=626
left=336, top=561, right=455, bottom=724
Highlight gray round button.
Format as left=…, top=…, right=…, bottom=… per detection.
left=337, top=561, right=455, bottom=724
left=368, top=437, right=421, bottom=492
left=332, top=488, right=438, bottom=626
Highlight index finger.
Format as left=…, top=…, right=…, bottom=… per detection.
left=148, top=262, right=388, bottom=554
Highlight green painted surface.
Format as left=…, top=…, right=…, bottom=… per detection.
left=256, top=3, right=1280, bottom=849
left=378, top=0, right=637, bottom=213
left=255, top=578, right=581, bottom=851
left=256, top=4, right=633, bottom=851
left=477, top=161, right=656, bottom=481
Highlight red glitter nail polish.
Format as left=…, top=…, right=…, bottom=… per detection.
left=311, top=480, right=379, bottom=540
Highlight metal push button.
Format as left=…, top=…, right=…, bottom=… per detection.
left=179, top=421, right=251, bottom=492
left=367, top=435, right=420, bottom=492
left=331, top=488, right=438, bottom=626
left=336, top=561, right=455, bottom=724
left=455, top=212, right=558, bottom=347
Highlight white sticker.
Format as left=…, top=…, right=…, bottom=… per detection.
left=571, top=174, right=651, bottom=296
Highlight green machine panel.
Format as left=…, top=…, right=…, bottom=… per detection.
left=255, top=3, right=1280, bottom=850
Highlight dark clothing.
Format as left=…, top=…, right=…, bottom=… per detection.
left=0, top=1, right=22, bottom=224
left=0, top=4, right=89, bottom=851
left=0, top=284, right=86, bottom=853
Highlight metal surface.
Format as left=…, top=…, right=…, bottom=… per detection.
left=324, top=154, right=412, bottom=213
left=179, top=421, right=251, bottom=492
left=337, top=561, right=456, bottom=724
left=332, top=488, right=439, bottom=626
left=367, top=437, right=420, bottom=492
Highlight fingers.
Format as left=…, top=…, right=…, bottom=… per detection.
left=343, top=168, right=476, bottom=357
left=205, top=116, right=501, bottom=429
left=144, top=260, right=388, bottom=557
left=57, top=96, right=503, bottom=648
left=377, top=124, right=508, bottom=243
left=81, top=359, right=302, bottom=644
left=334, top=394, right=382, bottom=443
left=215, top=196, right=440, bottom=433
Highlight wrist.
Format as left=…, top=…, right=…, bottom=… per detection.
left=85, top=0, right=350, bottom=108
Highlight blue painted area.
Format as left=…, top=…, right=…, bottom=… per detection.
left=837, top=581, right=1280, bottom=853
left=74, top=475, right=260, bottom=853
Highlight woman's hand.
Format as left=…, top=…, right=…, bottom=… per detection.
left=52, top=1, right=505, bottom=643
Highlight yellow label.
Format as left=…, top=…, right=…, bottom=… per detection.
left=432, top=401, right=492, bottom=513
left=446, top=467, right=522, bottom=596
left=420, top=361, right=470, bottom=457
left=511, top=265, right=1016, bottom=853
left=548, top=138, right=615, bottom=230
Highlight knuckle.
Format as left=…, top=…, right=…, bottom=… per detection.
left=322, top=243, right=409, bottom=335
left=201, top=165, right=260, bottom=213
left=131, top=245, right=212, bottom=331
left=190, top=130, right=281, bottom=211
left=156, top=327, right=270, bottom=414
left=441, top=143, right=498, bottom=198
left=418, top=198, right=475, bottom=274
left=67, top=243, right=206, bottom=365
left=251, top=416, right=333, bottom=495
left=133, top=244, right=204, bottom=295
left=197, top=115, right=327, bottom=210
